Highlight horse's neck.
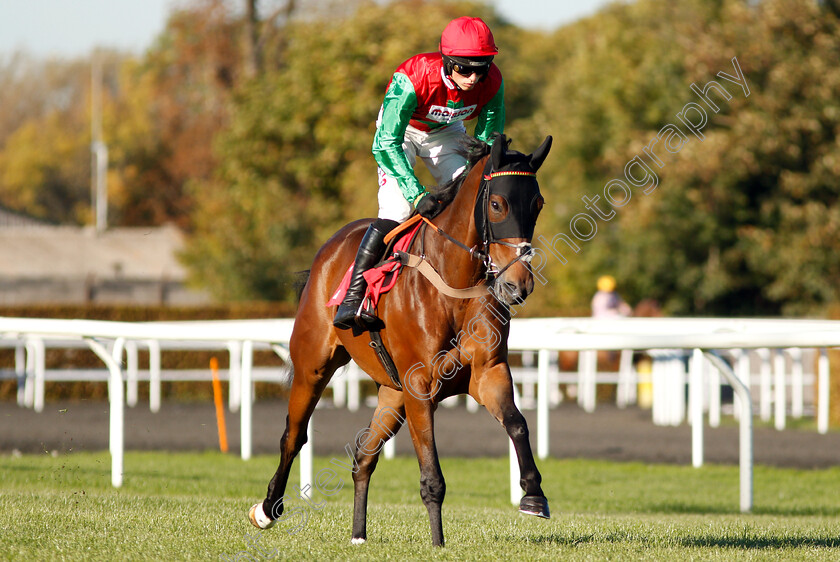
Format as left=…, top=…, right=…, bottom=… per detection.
left=425, top=163, right=485, bottom=287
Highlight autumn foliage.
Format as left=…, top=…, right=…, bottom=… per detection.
left=0, top=0, right=838, bottom=318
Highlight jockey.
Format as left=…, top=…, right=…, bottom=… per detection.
left=333, top=16, right=506, bottom=329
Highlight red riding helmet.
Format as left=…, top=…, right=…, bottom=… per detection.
left=439, top=17, right=498, bottom=57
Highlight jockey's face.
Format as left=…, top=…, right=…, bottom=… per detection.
left=450, top=70, right=480, bottom=91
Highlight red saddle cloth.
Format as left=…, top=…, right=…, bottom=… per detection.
left=326, top=221, right=422, bottom=309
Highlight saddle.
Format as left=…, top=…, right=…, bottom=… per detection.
left=325, top=218, right=424, bottom=390
left=326, top=219, right=423, bottom=311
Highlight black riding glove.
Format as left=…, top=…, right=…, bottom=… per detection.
left=415, top=193, right=443, bottom=219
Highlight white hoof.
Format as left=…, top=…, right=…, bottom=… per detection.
left=350, top=537, right=366, bottom=545
left=248, top=503, right=276, bottom=529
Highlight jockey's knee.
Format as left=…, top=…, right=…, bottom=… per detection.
left=377, top=176, right=412, bottom=222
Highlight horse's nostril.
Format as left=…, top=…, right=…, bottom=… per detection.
left=493, top=281, right=530, bottom=305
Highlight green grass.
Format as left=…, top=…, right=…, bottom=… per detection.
left=1, top=451, right=839, bottom=560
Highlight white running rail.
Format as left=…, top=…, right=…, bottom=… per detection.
left=2, top=316, right=838, bottom=512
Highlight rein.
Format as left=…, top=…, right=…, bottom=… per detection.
left=419, top=216, right=488, bottom=261
left=384, top=165, right=538, bottom=299
left=385, top=215, right=490, bottom=299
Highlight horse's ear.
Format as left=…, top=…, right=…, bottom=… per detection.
left=490, top=133, right=506, bottom=169
left=529, top=136, right=553, bottom=172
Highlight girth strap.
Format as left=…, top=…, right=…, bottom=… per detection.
left=368, top=330, right=401, bottom=389
left=396, top=252, right=489, bottom=299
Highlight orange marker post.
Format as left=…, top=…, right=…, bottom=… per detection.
left=210, top=357, right=229, bottom=453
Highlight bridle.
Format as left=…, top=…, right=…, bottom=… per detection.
left=475, top=163, right=540, bottom=280
left=421, top=156, right=541, bottom=283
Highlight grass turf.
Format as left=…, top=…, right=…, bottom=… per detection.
left=1, top=451, right=839, bottom=560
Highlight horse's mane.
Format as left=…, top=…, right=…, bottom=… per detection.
left=426, top=136, right=493, bottom=210
left=293, top=270, right=310, bottom=303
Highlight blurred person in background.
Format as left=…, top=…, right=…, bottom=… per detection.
left=590, top=275, right=634, bottom=394
left=591, top=275, right=632, bottom=319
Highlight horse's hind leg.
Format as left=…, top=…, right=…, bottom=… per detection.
left=475, top=364, right=549, bottom=518
left=351, top=385, right=405, bottom=544
left=249, top=335, right=349, bottom=529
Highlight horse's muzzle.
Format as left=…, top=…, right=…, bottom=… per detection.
left=492, top=277, right=534, bottom=306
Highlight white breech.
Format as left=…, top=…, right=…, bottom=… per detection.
left=377, top=121, right=470, bottom=222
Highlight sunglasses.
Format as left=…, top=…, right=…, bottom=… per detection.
left=452, top=62, right=491, bottom=77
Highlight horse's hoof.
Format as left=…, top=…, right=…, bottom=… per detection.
left=249, top=503, right=276, bottom=529
left=350, top=537, right=366, bottom=545
left=519, top=495, right=550, bottom=519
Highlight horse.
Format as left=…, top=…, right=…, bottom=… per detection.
left=249, top=133, right=553, bottom=547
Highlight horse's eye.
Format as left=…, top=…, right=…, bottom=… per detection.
left=491, top=201, right=500, bottom=211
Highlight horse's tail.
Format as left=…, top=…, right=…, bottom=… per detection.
left=283, top=270, right=311, bottom=385
left=282, top=363, right=295, bottom=386
left=293, top=270, right=310, bottom=303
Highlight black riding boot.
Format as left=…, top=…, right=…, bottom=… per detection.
left=333, top=218, right=398, bottom=330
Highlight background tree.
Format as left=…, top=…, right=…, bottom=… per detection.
left=180, top=0, right=531, bottom=300
left=0, top=52, right=124, bottom=224
left=2, top=0, right=839, bottom=317
left=512, top=0, right=840, bottom=317
left=511, top=0, right=702, bottom=313
left=106, top=1, right=245, bottom=228
left=107, top=0, right=314, bottom=228
left=608, top=0, right=840, bottom=315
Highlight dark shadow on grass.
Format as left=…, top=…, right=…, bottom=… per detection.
left=752, top=506, right=840, bottom=517
left=648, top=502, right=840, bottom=517
left=645, top=502, right=741, bottom=515
left=494, top=532, right=615, bottom=547
left=498, top=531, right=840, bottom=551
left=680, top=535, right=840, bottom=549
left=528, top=533, right=597, bottom=546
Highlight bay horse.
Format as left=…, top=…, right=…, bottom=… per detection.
left=249, top=134, right=552, bottom=546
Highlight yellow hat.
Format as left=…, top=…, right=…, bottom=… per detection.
left=597, top=275, right=616, bottom=292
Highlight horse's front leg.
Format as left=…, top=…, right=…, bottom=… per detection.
left=403, top=385, right=446, bottom=546
left=351, top=385, right=405, bottom=544
left=474, top=363, right=549, bottom=518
